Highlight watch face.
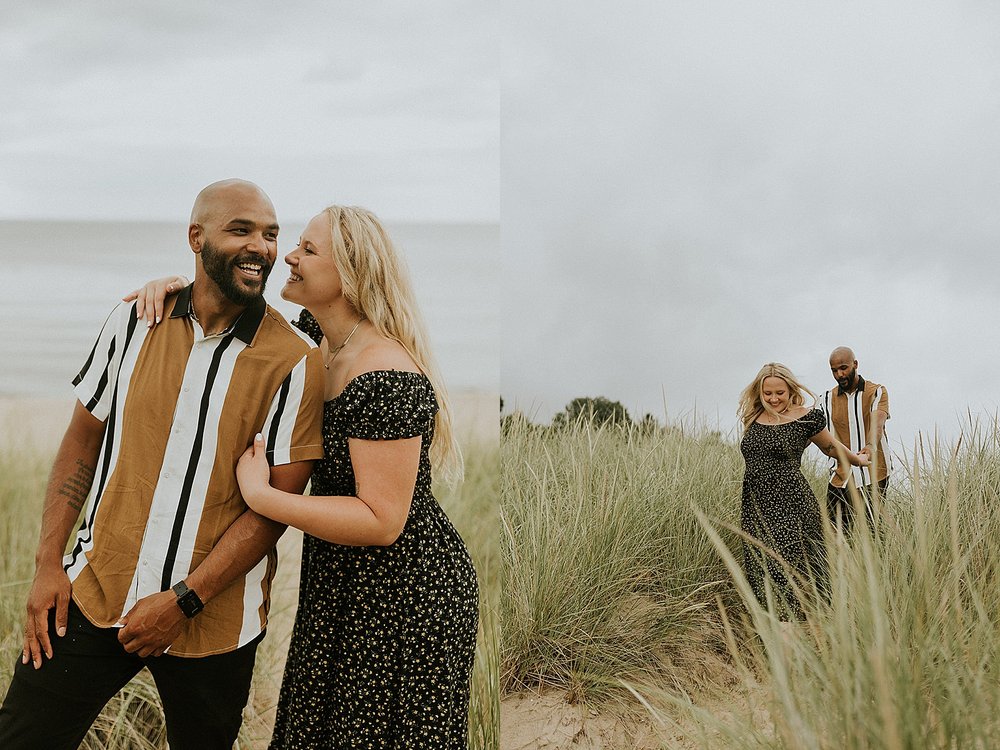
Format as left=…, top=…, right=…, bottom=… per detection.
left=177, top=588, right=204, bottom=617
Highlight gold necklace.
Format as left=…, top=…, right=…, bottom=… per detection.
left=323, top=318, right=364, bottom=370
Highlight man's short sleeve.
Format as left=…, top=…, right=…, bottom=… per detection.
left=818, top=390, right=830, bottom=419
left=876, top=385, right=890, bottom=419
left=72, top=302, right=135, bottom=422
left=261, top=347, right=326, bottom=466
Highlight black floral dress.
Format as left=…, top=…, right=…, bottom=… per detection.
left=269, top=311, right=479, bottom=749
left=740, top=408, right=827, bottom=619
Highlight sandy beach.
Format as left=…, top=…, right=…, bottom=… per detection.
left=0, top=390, right=498, bottom=453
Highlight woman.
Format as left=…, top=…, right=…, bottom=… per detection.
left=737, top=362, right=868, bottom=619
left=130, top=206, right=478, bottom=748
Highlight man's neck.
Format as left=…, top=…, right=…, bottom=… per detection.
left=191, top=280, right=246, bottom=336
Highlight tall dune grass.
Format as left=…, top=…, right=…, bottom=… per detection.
left=501, top=416, right=764, bottom=699
left=502, top=413, right=1000, bottom=749
left=646, top=417, right=1000, bottom=749
left=0, top=434, right=498, bottom=749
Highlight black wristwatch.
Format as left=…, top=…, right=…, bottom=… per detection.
left=172, top=580, right=205, bottom=618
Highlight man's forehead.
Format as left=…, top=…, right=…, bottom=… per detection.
left=224, top=216, right=280, bottom=231
left=209, top=197, right=278, bottom=227
left=198, top=184, right=274, bottom=220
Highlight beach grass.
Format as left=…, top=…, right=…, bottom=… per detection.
left=0, top=433, right=498, bottom=750
left=501, top=412, right=1000, bottom=749
left=500, top=415, right=760, bottom=701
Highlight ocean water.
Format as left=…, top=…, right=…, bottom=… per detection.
left=0, top=220, right=498, bottom=398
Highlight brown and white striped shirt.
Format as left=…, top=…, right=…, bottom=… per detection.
left=68, top=285, right=325, bottom=656
left=820, top=375, right=892, bottom=489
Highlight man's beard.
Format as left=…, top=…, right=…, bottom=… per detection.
left=202, top=240, right=272, bottom=305
left=838, top=367, right=858, bottom=389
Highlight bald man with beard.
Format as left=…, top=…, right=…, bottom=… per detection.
left=0, top=180, right=325, bottom=749
left=819, top=347, right=892, bottom=535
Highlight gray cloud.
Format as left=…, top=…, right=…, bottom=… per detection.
left=503, top=1, right=1000, bottom=450
left=0, top=0, right=497, bottom=221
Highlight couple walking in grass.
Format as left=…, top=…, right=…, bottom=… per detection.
left=738, top=349, right=891, bottom=618
left=0, top=180, right=478, bottom=749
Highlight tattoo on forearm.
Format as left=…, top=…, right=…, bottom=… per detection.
left=57, top=459, right=95, bottom=512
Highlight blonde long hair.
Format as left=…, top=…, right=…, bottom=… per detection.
left=738, top=362, right=817, bottom=431
left=322, top=205, right=462, bottom=484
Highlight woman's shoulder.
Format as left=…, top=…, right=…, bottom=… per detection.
left=346, top=337, right=420, bottom=381
left=800, top=406, right=827, bottom=433
left=332, top=342, right=436, bottom=440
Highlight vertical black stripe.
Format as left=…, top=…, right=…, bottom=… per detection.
left=265, top=373, right=292, bottom=467
left=825, top=392, right=835, bottom=476
left=853, top=392, right=868, bottom=485
left=66, top=308, right=141, bottom=570
left=85, top=337, right=117, bottom=412
left=86, top=307, right=139, bottom=411
left=160, top=333, right=236, bottom=590
left=72, top=305, right=122, bottom=387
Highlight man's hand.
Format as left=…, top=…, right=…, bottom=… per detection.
left=117, top=591, right=187, bottom=657
left=22, top=562, right=72, bottom=669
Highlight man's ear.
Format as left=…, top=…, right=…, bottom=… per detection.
left=189, top=224, right=203, bottom=253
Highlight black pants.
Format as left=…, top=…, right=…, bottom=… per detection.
left=827, top=478, right=889, bottom=536
left=0, top=600, right=261, bottom=750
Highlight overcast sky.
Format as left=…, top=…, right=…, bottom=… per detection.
left=0, top=1, right=497, bottom=223
left=502, top=1, right=1000, bottom=454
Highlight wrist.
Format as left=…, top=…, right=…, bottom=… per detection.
left=172, top=580, right=205, bottom=618
left=35, top=548, right=66, bottom=570
left=245, top=484, right=272, bottom=512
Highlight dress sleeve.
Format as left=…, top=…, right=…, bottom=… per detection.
left=805, top=408, right=826, bottom=438
left=341, top=372, right=438, bottom=441
left=291, top=308, right=323, bottom=345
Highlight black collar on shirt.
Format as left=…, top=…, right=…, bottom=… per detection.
left=837, top=374, right=866, bottom=397
left=169, top=283, right=266, bottom=346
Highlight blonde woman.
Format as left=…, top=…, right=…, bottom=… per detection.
left=738, top=362, right=868, bottom=619
left=128, top=206, right=478, bottom=748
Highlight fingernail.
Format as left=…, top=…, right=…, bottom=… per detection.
left=57, top=627, right=66, bottom=637
left=256, top=433, right=263, bottom=441
left=21, top=654, right=27, bottom=664
left=155, top=316, right=161, bottom=324
left=147, top=320, right=153, bottom=328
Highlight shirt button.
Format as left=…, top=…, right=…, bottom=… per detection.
left=163, top=472, right=170, bottom=479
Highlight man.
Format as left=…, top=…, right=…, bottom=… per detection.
left=0, top=180, right=325, bottom=749
left=820, top=346, right=892, bottom=535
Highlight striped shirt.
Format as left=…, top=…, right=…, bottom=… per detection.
left=820, top=375, right=892, bottom=488
left=68, top=284, right=325, bottom=656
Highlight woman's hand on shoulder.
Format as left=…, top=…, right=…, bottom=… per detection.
left=122, top=275, right=189, bottom=328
